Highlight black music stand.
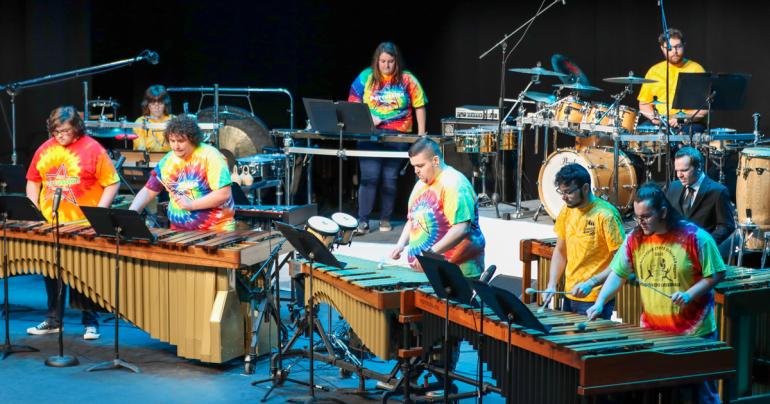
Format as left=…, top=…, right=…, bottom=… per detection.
left=416, top=255, right=474, bottom=404
left=335, top=102, right=378, bottom=135
left=470, top=280, right=551, bottom=376
left=0, top=195, right=42, bottom=359
left=303, top=98, right=338, bottom=134
left=0, top=165, right=25, bottom=194
left=81, top=207, right=153, bottom=373
left=263, top=221, right=343, bottom=403
left=673, top=72, right=750, bottom=139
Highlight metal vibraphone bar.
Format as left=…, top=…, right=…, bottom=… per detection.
left=0, top=220, right=291, bottom=363
left=403, top=287, right=735, bottom=403
left=520, top=238, right=644, bottom=325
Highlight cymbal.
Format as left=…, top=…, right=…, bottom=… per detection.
left=524, top=91, right=557, bottom=104
left=551, top=54, right=590, bottom=86
left=648, top=99, right=665, bottom=105
left=115, top=134, right=138, bottom=141
left=603, top=74, right=658, bottom=85
left=89, top=127, right=135, bottom=139
left=554, top=82, right=603, bottom=92
left=508, top=66, right=567, bottom=77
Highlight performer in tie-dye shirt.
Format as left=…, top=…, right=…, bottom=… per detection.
left=348, top=42, right=427, bottom=234
left=390, top=138, right=485, bottom=277
left=130, top=115, right=234, bottom=231
left=25, top=106, right=120, bottom=340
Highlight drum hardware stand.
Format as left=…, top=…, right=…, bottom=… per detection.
left=761, top=232, right=770, bottom=269
left=81, top=207, right=153, bottom=373
left=533, top=110, right=553, bottom=222
left=46, top=190, right=79, bottom=367
left=0, top=196, right=42, bottom=359
left=728, top=210, right=758, bottom=267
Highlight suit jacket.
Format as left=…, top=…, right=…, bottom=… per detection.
left=665, top=177, right=736, bottom=245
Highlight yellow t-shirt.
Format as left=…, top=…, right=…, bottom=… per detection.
left=132, top=115, right=171, bottom=152
left=553, top=197, right=625, bottom=302
left=637, top=59, right=705, bottom=116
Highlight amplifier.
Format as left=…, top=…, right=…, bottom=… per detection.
left=454, top=105, right=499, bottom=121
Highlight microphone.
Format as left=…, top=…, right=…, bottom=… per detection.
left=138, top=49, right=160, bottom=65
left=114, top=155, right=126, bottom=170
left=753, top=112, right=761, bottom=136
left=479, top=264, right=497, bottom=284
left=399, top=161, right=410, bottom=176
left=52, top=188, right=63, bottom=217
left=562, top=0, right=566, bottom=4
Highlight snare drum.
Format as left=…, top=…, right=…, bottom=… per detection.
left=583, top=104, right=637, bottom=132
left=553, top=98, right=587, bottom=128
left=331, top=212, right=359, bottom=245
left=538, top=148, right=637, bottom=219
left=306, top=216, right=340, bottom=248
left=454, top=128, right=496, bottom=154
left=236, top=153, right=287, bottom=180
left=707, top=128, right=742, bottom=156
left=629, top=121, right=664, bottom=155
left=736, top=148, right=770, bottom=250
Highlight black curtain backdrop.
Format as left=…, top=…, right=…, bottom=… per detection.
left=2, top=0, right=768, bottom=208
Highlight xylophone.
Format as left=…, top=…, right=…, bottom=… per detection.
left=299, top=255, right=427, bottom=360
left=714, top=267, right=770, bottom=399
left=0, top=220, right=290, bottom=363
left=520, top=238, right=643, bottom=326
left=403, top=287, right=735, bottom=403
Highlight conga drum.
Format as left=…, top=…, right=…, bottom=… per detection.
left=736, top=148, right=770, bottom=250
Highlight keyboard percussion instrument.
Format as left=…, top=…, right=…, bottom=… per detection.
left=0, top=220, right=289, bottom=363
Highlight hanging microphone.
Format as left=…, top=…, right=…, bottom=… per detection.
left=399, top=160, right=410, bottom=176
left=479, top=264, right=497, bottom=284
left=138, top=49, right=160, bottom=65
left=562, top=0, right=566, bottom=4
left=52, top=188, right=63, bottom=216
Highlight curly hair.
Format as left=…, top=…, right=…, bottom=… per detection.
left=46, top=106, right=85, bottom=138
left=141, top=85, right=172, bottom=116
left=164, top=115, right=204, bottom=146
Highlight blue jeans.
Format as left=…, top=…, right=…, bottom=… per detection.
left=45, top=276, right=99, bottom=327
left=357, top=141, right=409, bottom=222
left=562, top=297, right=615, bottom=320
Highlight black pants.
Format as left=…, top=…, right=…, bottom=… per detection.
left=44, top=276, right=99, bottom=327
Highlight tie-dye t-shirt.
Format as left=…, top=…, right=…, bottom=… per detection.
left=609, top=222, right=725, bottom=336
left=145, top=143, right=235, bottom=231
left=406, top=167, right=485, bottom=277
left=132, top=115, right=172, bottom=152
left=26, top=135, right=119, bottom=223
left=348, top=67, right=427, bottom=133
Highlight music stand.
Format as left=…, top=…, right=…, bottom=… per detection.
left=416, top=255, right=474, bottom=403
left=673, top=72, right=751, bottom=138
left=470, top=280, right=551, bottom=376
left=270, top=221, right=343, bottom=403
left=0, top=195, right=42, bottom=359
left=80, top=206, right=154, bottom=373
left=303, top=98, right=338, bottom=134
left=335, top=101, right=378, bottom=135
left=0, top=165, right=25, bottom=194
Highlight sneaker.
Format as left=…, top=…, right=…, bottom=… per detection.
left=379, top=220, right=392, bottom=232
left=27, top=320, right=60, bottom=335
left=356, top=221, right=369, bottom=234
left=83, top=326, right=100, bottom=340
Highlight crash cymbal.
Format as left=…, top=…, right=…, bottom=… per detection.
left=115, top=133, right=138, bottom=141
left=508, top=66, right=567, bottom=78
left=603, top=74, right=658, bottom=85
left=523, top=91, right=557, bottom=104
left=554, top=82, right=603, bottom=92
left=551, top=54, right=590, bottom=86
left=89, top=127, right=135, bottom=139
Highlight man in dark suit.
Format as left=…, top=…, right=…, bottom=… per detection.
left=665, top=147, right=736, bottom=252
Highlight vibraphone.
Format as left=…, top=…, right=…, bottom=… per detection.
left=403, top=287, right=735, bottom=403
left=714, top=267, right=770, bottom=399
left=520, top=238, right=644, bottom=326
left=0, top=220, right=289, bottom=363
left=299, top=255, right=428, bottom=360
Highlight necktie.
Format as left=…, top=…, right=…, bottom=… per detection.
left=682, top=186, right=694, bottom=214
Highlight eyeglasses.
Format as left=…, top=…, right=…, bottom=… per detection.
left=555, top=186, right=580, bottom=196
left=664, top=44, right=685, bottom=50
left=633, top=213, right=657, bottom=224
left=52, top=127, right=74, bottom=136
left=148, top=100, right=165, bottom=105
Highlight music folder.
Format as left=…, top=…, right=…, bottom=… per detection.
left=673, top=72, right=750, bottom=111
left=80, top=207, right=155, bottom=242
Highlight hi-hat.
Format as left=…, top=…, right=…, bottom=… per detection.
left=554, top=82, right=603, bottom=92
left=508, top=66, right=567, bottom=77
left=523, top=91, right=558, bottom=104
left=603, top=74, right=658, bottom=85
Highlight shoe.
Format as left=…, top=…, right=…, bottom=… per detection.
left=27, top=320, right=60, bottom=335
left=379, top=220, right=392, bottom=232
left=83, top=326, right=100, bottom=340
left=356, top=221, right=369, bottom=234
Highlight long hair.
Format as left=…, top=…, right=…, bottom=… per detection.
left=370, top=42, right=404, bottom=87
left=634, top=182, right=685, bottom=230
left=141, top=85, right=172, bottom=116
left=46, top=106, right=85, bottom=138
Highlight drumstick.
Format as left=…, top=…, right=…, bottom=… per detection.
left=525, top=288, right=571, bottom=296
left=377, top=261, right=400, bottom=270
left=152, top=172, right=187, bottom=198
left=628, top=274, right=672, bottom=299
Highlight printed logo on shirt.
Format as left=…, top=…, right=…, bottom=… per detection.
left=45, top=164, right=80, bottom=205
left=583, top=219, right=596, bottom=236
left=638, top=245, right=680, bottom=288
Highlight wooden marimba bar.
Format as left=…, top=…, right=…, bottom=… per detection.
left=403, top=287, right=735, bottom=403
left=299, top=255, right=428, bottom=360
left=0, top=220, right=289, bottom=363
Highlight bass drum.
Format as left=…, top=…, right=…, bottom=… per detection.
left=538, top=148, right=637, bottom=219
left=197, top=106, right=273, bottom=166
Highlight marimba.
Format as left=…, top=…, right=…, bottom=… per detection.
left=403, top=287, right=735, bottom=403
left=0, top=221, right=289, bottom=363
left=519, top=238, right=643, bottom=326
left=299, top=255, right=427, bottom=360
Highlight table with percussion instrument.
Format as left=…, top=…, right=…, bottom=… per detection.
left=401, top=286, right=735, bottom=403
left=0, top=220, right=290, bottom=363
